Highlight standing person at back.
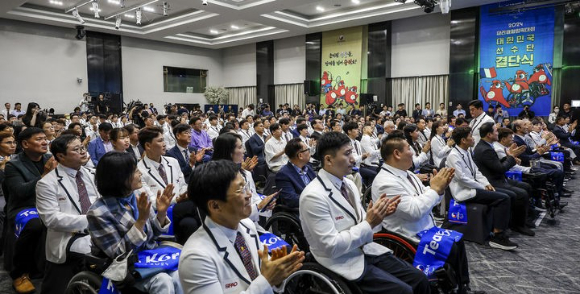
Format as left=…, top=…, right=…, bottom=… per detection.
left=467, top=100, right=494, bottom=146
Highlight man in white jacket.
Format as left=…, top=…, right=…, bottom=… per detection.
left=446, top=126, right=517, bottom=251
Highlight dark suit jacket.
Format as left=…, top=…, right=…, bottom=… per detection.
left=552, top=125, right=575, bottom=148
left=472, top=140, right=515, bottom=184
left=275, top=162, right=316, bottom=209
left=88, top=138, right=107, bottom=166
left=166, top=145, right=194, bottom=181
left=5, top=152, right=53, bottom=220
left=247, top=133, right=266, bottom=164
left=513, top=135, right=541, bottom=166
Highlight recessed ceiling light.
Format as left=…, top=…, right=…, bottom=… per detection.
left=124, top=14, right=135, bottom=18
left=143, top=6, right=155, bottom=12
left=316, top=6, right=325, bottom=12
left=352, top=0, right=360, bottom=4
left=89, top=7, right=102, bottom=12
left=231, top=25, right=239, bottom=30
left=210, top=29, right=219, bottom=34
left=108, top=0, right=120, bottom=4
left=49, top=0, right=63, bottom=5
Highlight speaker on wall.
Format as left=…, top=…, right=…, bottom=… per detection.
left=360, top=93, right=375, bottom=106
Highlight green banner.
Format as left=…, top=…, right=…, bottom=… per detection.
left=320, top=26, right=363, bottom=110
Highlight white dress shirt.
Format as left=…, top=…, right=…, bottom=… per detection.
left=430, top=135, right=451, bottom=168
left=446, top=146, right=490, bottom=201
left=264, top=137, right=288, bottom=172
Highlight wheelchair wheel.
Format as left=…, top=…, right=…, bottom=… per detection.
left=65, top=271, right=102, bottom=294
left=373, top=232, right=417, bottom=264
left=264, top=212, right=309, bottom=252
left=361, top=186, right=372, bottom=210
left=283, top=262, right=360, bottom=294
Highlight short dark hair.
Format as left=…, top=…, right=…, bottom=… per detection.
left=451, top=126, right=472, bottom=144
left=173, top=123, right=191, bottom=137
left=156, top=115, right=166, bottom=121
left=285, top=138, right=304, bottom=159
left=296, top=117, right=306, bottom=125
left=315, top=132, right=351, bottom=167
left=95, top=152, right=137, bottom=197
left=270, top=123, right=281, bottom=133
left=124, top=124, right=139, bottom=135
left=296, top=124, right=308, bottom=133
left=381, top=132, right=407, bottom=160
left=479, top=122, right=495, bottom=138
left=98, top=122, right=113, bottom=132
left=342, top=121, right=358, bottom=134
left=455, top=118, right=466, bottom=126
left=68, top=122, right=83, bottom=130
left=212, top=133, right=242, bottom=161
left=138, top=126, right=163, bottom=147
left=209, top=115, right=217, bottom=122
left=468, top=100, right=483, bottom=109
left=189, top=117, right=201, bottom=125
left=17, top=127, right=44, bottom=145
left=279, top=118, right=290, bottom=126
left=50, top=134, right=79, bottom=161
left=497, top=127, right=514, bottom=141
left=188, top=160, right=240, bottom=215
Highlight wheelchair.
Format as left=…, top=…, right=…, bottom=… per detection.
left=373, top=230, right=459, bottom=294
left=279, top=253, right=363, bottom=294
left=65, top=253, right=147, bottom=294
left=264, top=204, right=310, bottom=253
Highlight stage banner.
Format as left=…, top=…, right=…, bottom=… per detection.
left=479, top=1, right=555, bottom=116
left=320, top=26, right=363, bottom=110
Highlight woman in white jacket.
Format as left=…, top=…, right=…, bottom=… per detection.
left=429, top=120, right=454, bottom=168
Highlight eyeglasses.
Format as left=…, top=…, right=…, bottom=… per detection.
left=235, top=181, right=251, bottom=194
left=70, top=146, right=87, bottom=153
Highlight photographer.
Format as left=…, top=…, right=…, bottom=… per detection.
left=22, top=102, right=46, bottom=128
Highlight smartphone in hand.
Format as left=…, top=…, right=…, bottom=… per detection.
left=260, top=190, right=281, bottom=212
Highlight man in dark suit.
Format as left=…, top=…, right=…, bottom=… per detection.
left=275, top=138, right=316, bottom=209
left=248, top=120, right=267, bottom=165
left=166, top=124, right=203, bottom=182
left=87, top=122, right=113, bottom=165
left=473, top=122, right=534, bottom=236
left=553, top=115, right=580, bottom=161
left=5, top=128, right=55, bottom=293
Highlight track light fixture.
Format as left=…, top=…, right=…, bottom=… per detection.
left=136, top=8, right=142, bottom=25
left=394, top=0, right=407, bottom=3
left=72, top=8, right=85, bottom=24
left=163, top=2, right=169, bottom=16
left=92, top=0, right=100, bottom=18
left=115, top=15, right=122, bottom=29
left=414, top=0, right=436, bottom=13
left=120, top=0, right=125, bottom=7
left=439, top=0, right=450, bottom=14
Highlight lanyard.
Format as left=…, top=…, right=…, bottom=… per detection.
left=454, top=147, right=476, bottom=178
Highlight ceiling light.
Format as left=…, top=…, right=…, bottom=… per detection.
left=72, top=8, right=85, bottom=24
left=210, top=29, right=219, bottom=34
left=49, top=0, right=64, bottom=5
left=120, top=0, right=125, bottom=7
left=143, top=6, right=155, bottom=12
left=124, top=13, right=135, bottom=18
left=107, top=0, right=120, bottom=4
left=316, top=6, right=325, bottom=12
left=231, top=24, right=239, bottom=30
left=115, top=15, right=122, bottom=29
left=163, top=2, right=169, bottom=16
left=89, top=7, right=101, bottom=12
left=352, top=0, right=360, bottom=4
left=91, top=1, right=100, bottom=18
left=136, top=8, right=142, bottom=25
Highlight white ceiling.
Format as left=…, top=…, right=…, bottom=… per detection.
left=0, top=0, right=504, bottom=49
